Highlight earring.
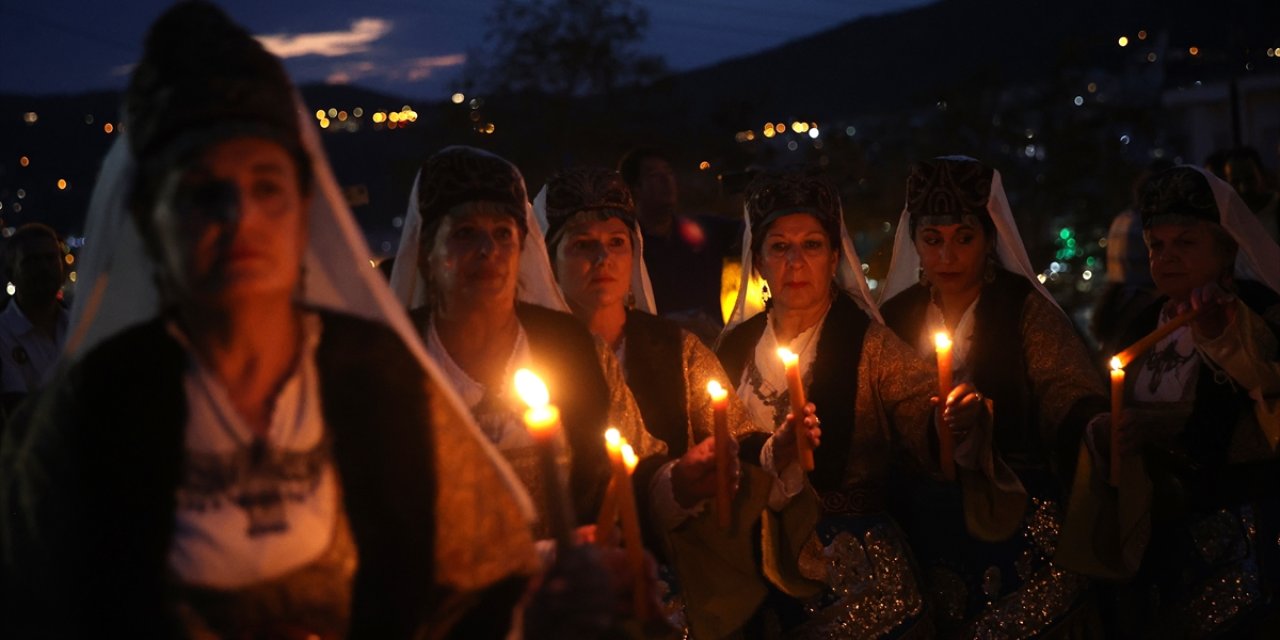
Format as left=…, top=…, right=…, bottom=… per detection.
left=625, top=290, right=636, bottom=309
left=918, top=268, right=930, bottom=289
left=761, top=282, right=771, bottom=307
left=984, top=253, right=997, bottom=284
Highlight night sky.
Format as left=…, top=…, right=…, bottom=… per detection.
left=1, top=0, right=932, bottom=99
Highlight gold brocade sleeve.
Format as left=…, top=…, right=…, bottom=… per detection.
left=859, top=322, right=937, bottom=475
left=683, top=331, right=766, bottom=446
left=1195, top=298, right=1280, bottom=453
left=593, top=337, right=667, bottom=459
left=1021, top=293, right=1109, bottom=445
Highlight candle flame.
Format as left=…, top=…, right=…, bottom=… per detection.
left=777, top=347, right=799, bottom=366
left=605, top=427, right=622, bottom=448
left=514, top=368, right=549, bottom=409
left=621, top=443, right=639, bottom=471
left=706, top=379, right=727, bottom=401
left=934, top=332, right=952, bottom=350
left=1110, top=356, right=1123, bottom=371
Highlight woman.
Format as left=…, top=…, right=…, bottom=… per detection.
left=878, top=157, right=1107, bottom=636
left=1083, top=165, right=1280, bottom=637
left=717, top=168, right=1022, bottom=638
left=0, top=2, right=536, bottom=637
left=537, top=166, right=797, bottom=637
left=389, top=147, right=661, bottom=543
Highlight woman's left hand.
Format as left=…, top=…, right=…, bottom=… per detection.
left=932, top=382, right=986, bottom=446
left=1176, top=282, right=1236, bottom=339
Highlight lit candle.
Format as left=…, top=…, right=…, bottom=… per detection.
left=777, top=347, right=815, bottom=471
left=606, top=430, right=650, bottom=614
left=594, top=476, right=619, bottom=548
left=707, top=380, right=732, bottom=529
left=1109, top=357, right=1124, bottom=487
left=1115, top=306, right=1203, bottom=367
left=621, top=441, right=648, bottom=616
left=934, top=332, right=956, bottom=481
left=514, top=368, right=574, bottom=549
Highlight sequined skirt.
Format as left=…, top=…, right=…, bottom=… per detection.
left=899, top=477, right=1091, bottom=639
left=1114, top=502, right=1277, bottom=638
left=788, top=513, right=929, bottom=640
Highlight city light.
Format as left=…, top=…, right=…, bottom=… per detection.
left=19, top=156, right=29, bottom=167
left=1188, top=46, right=1200, bottom=57
left=315, top=110, right=325, bottom=119
left=1137, top=30, right=1148, bottom=40
left=23, top=112, right=38, bottom=124
left=56, top=179, right=67, bottom=190
left=808, top=128, right=820, bottom=139
left=1117, top=36, right=1129, bottom=47
left=103, top=123, right=114, bottom=134
left=1147, top=53, right=1157, bottom=62
left=451, top=92, right=465, bottom=104
left=698, top=161, right=711, bottom=170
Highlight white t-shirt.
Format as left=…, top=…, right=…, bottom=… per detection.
left=426, top=319, right=536, bottom=451
left=0, top=300, right=69, bottom=394
left=166, top=316, right=338, bottom=589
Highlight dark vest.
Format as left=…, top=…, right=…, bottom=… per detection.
left=4, top=312, right=443, bottom=638
left=716, top=293, right=871, bottom=493
left=516, top=303, right=614, bottom=522
left=881, top=269, right=1107, bottom=487
left=623, top=309, right=689, bottom=456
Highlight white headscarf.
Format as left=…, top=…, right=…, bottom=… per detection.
left=66, top=96, right=536, bottom=526
left=388, top=150, right=570, bottom=313
left=1196, top=166, right=1280, bottom=295
left=879, top=157, right=1058, bottom=308
left=723, top=187, right=882, bottom=333
left=531, top=183, right=658, bottom=315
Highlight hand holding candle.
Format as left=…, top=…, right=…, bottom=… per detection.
left=707, top=380, right=732, bottom=528
left=1109, top=357, right=1124, bottom=487
left=515, top=368, right=575, bottom=549
left=934, top=332, right=956, bottom=481
left=777, top=348, right=815, bottom=471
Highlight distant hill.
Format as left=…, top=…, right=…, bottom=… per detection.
left=655, top=0, right=1279, bottom=122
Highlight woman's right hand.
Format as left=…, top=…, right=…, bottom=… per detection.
left=773, top=402, right=821, bottom=469
left=671, top=435, right=740, bottom=509
left=523, top=545, right=617, bottom=638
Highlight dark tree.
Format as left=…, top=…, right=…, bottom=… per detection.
left=471, top=0, right=665, bottom=98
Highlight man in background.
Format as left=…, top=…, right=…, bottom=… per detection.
left=0, top=224, right=69, bottom=424
left=619, top=147, right=739, bottom=342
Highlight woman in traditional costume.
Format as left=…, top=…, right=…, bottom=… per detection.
left=388, top=147, right=661, bottom=543
left=717, top=168, right=1023, bottom=638
left=0, top=3, right=537, bottom=637
left=536, top=166, right=815, bottom=637
left=1077, top=165, right=1280, bottom=637
left=878, top=156, right=1108, bottom=637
